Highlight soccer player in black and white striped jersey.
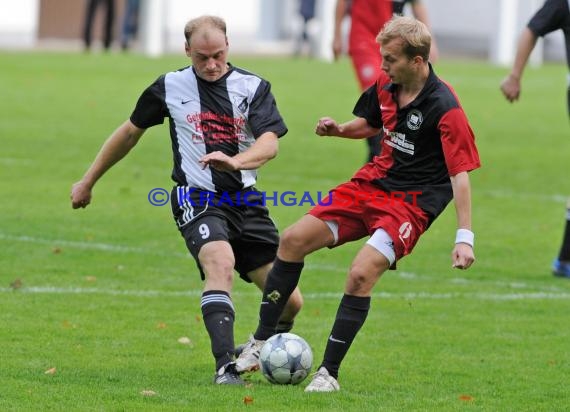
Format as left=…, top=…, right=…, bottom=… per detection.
left=71, top=15, right=303, bottom=384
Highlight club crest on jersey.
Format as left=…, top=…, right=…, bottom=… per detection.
left=406, top=109, right=423, bottom=130
left=234, top=97, right=249, bottom=114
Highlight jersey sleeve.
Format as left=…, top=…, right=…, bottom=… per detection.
left=439, top=108, right=481, bottom=176
left=129, top=75, right=169, bottom=129
left=353, top=83, right=383, bottom=129
left=527, top=0, right=567, bottom=36
left=247, top=80, right=288, bottom=138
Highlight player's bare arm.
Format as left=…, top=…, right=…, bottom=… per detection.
left=500, top=28, right=538, bottom=103
left=332, top=0, right=347, bottom=60
left=71, top=120, right=145, bottom=209
left=199, top=132, right=278, bottom=172
left=315, top=116, right=379, bottom=139
left=411, top=2, right=439, bottom=62
left=450, top=171, right=475, bottom=270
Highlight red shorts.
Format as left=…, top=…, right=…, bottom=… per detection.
left=349, top=36, right=382, bottom=90
left=308, top=180, right=430, bottom=260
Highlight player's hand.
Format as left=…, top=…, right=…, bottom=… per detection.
left=500, top=74, right=521, bottom=102
left=332, top=35, right=343, bottom=61
left=70, top=181, right=92, bottom=209
left=315, top=117, right=340, bottom=136
left=451, top=243, right=475, bottom=270
left=199, top=151, right=239, bottom=172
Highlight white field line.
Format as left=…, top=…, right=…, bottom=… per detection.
left=0, top=232, right=345, bottom=271
left=0, top=157, right=33, bottom=165
left=0, top=233, right=190, bottom=258
left=0, top=286, right=569, bottom=301
left=2, top=232, right=569, bottom=297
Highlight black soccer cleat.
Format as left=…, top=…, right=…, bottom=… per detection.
left=213, top=362, right=245, bottom=385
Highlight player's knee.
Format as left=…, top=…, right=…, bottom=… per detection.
left=200, top=255, right=235, bottom=284
left=280, top=226, right=311, bottom=256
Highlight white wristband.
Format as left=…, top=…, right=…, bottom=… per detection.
left=455, top=229, right=474, bottom=247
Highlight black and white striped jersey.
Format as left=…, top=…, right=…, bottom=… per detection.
left=130, top=63, right=288, bottom=192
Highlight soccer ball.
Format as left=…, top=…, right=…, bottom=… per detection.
left=258, top=333, right=313, bottom=385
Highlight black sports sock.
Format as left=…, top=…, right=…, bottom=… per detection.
left=557, top=203, right=570, bottom=261
left=275, top=320, right=294, bottom=333
left=254, top=258, right=304, bottom=340
left=201, top=290, right=235, bottom=371
left=321, top=294, right=371, bottom=379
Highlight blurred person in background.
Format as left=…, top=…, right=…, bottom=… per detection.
left=333, top=0, right=439, bottom=163
left=83, top=0, right=116, bottom=52
left=121, top=0, right=140, bottom=51
left=71, top=15, right=303, bottom=385
left=500, top=0, right=570, bottom=278
left=294, top=0, right=317, bottom=57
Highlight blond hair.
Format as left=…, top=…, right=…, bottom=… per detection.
left=184, top=15, right=226, bottom=44
left=377, top=16, right=431, bottom=61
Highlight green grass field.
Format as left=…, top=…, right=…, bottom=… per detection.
left=1, top=50, right=569, bottom=411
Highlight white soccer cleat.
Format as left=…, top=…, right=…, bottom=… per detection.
left=304, top=366, right=340, bottom=392
left=235, top=335, right=265, bottom=373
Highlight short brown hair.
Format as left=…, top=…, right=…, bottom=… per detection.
left=184, top=15, right=226, bottom=44
left=377, top=16, right=431, bottom=61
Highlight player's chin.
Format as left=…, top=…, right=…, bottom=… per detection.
left=204, top=72, right=221, bottom=81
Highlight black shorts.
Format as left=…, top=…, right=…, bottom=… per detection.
left=171, top=187, right=279, bottom=282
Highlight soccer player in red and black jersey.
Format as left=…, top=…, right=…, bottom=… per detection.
left=333, top=0, right=439, bottom=163
left=500, top=0, right=570, bottom=278
left=71, top=15, right=303, bottom=385
left=236, top=16, right=480, bottom=392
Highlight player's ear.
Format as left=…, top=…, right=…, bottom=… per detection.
left=412, top=55, right=424, bottom=66
left=185, top=41, right=191, bottom=57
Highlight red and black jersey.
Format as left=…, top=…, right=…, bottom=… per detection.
left=527, top=0, right=570, bottom=70
left=351, top=65, right=481, bottom=222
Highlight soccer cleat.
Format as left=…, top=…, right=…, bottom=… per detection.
left=235, top=335, right=265, bottom=373
left=304, top=366, right=340, bottom=392
left=234, top=342, right=246, bottom=357
left=552, top=259, right=570, bottom=278
left=213, top=362, right=245, bottom=385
